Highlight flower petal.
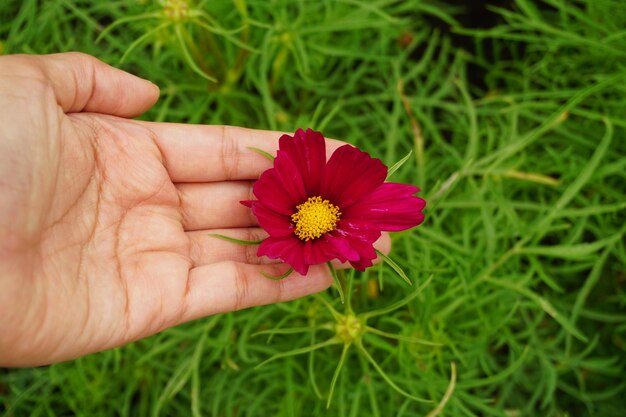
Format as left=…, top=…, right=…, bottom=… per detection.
left=322, top=234, right=360, bottom=263
left=342, top=183, right=425, bottom=231
left=332, top=220, right=381, bottom=271
left=349, top=255, right=376, bottom=271
left=273, top=128, right=326, bottom=201
left=303, top=240, right=334, bottom=266
left=246, top=202, right=293, bottom=237
left=258, top=235, right=309, bottom=275
left=244, top=129, right=426, bottom=276
left=251, top=168, right=297, bottom=215
left=321, top=144, right=387, bottom=208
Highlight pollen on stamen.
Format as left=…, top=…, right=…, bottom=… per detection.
left=291, top=196, right=341, bottom=241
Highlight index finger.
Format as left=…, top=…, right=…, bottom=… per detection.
left=137, top=122, right=347, bottom=183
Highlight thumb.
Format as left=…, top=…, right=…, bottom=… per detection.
left=26, top=52, right=159, bottom=117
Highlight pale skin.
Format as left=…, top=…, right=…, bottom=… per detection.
left=0, top=53, right=390, bottom=367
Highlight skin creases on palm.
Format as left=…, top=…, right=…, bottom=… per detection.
left=9, top=112, right=191, bottom=362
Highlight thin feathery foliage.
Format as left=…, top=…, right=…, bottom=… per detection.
left=1, top=0, right=625, bottom=416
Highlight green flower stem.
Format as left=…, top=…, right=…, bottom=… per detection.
left=343, top=269, right=354, bottom=315
left=327, top=263, right=345, bottom=304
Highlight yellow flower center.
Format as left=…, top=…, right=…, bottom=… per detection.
left=291, top=196, right=341, bottom=241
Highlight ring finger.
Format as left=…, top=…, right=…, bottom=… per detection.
left=178, top=181, right=259, bottom=231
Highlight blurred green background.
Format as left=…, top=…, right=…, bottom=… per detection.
left=1, top=0, right=625, bottom=416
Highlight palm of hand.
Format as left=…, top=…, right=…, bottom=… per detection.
left=0, top=53, right=335, bottom=366
left=32, top=112, right=190, bottom=358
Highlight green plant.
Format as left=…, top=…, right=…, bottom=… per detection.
left=1, top=1, right=625, bottom=416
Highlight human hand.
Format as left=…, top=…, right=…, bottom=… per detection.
left=0, top=53, right=389, bottom=367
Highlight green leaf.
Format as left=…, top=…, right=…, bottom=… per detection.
left=386, top=150, right=413, bottom=179
left=357, top=341, right=432, bottom=403
left=365, top=326, right=443, bottom=347
left=312, top=293, right=342, bottom=320
left=326, top=343, right=351, bottom=409
left=251, top=325, right=331, bottom=338
left=255, top=338, right=340, bottom=369
left=520, top=232, right=622, bottom=259
left=96, top=12, right=161, bottom=44
left=209, top=234, right=264, bottom=245
left=363, top=274, right=434, bottom=320
left=486, top=278, right=588, bottom=342
left=174, top=24, right=217, bottom=82
left=530, top=118, right=614, bottom=238
left=426, top=362, right=457, bottom=417
left=261, top=267, right=294, bottom=281
left=375, top=249, right=412, bottom=285
left=308, top=331, right=323, bottom=400
left=120, top=21, right=171, bottom=64
left=459, top=346, right=530, bottom=388
left=248, top=146, right=275, bottom=161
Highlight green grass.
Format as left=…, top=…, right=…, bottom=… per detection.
left=1, top=0, right=625, bottom=416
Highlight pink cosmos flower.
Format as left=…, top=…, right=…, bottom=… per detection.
left=242, top=128, right=425, bottom=275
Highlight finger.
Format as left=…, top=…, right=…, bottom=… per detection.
left=178, top=181, right=257, bottom=231
left=181, top=262, right=333, bottom=321
left=188, top=228, right=277, bottom=267
left=10, top=52, right=159, bottom=116
left=138, top=123, right=347, bottom=182
left=188, top=228, right=391, bottom=268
